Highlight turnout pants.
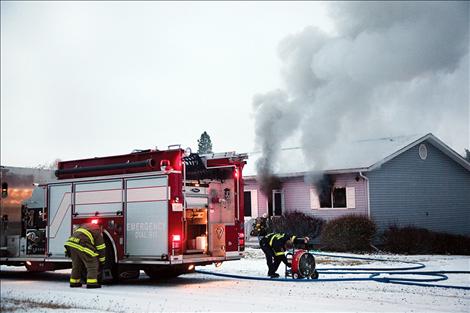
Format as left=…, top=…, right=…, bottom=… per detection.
left=69, top=248, right=100, bottom=287
left=260, top=238, right=282, bottom=276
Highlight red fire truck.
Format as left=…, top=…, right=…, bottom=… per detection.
left=0, top=146, right=247, bottom=281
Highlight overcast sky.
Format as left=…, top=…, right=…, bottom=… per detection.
left=1, top=1, right=468, bottom=168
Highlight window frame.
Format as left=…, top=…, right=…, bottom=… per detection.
left=310, top=186, right=356, bottom=210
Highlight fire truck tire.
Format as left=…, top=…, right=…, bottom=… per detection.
left=101, top=236, right=119, bottom=284
left=25, top=264, right=44, bottom=272
left=144, top=266, right=185, bottom=280
left=119, top=269, right=140, bottom=280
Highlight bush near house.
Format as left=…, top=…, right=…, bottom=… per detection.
left=320, top=214, right=377, bottom=252
left=382, top=225, right=470, bottom=255
left=251, top=211, right=325, bottom=239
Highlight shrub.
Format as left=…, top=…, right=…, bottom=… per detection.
left=250, top=211, right=324, bottom=239
left=382, top=225, right=470, bottom=255
left=269, top=211, right=325, bottom=239
left=320, top=214, right=377, bottom=252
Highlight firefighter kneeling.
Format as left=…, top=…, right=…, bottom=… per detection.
left=260, top=233, right=309, bottom=278
left=64, top=222, right=106, bottom=288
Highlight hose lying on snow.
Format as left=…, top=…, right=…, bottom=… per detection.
left=196, top=251, right=470, bottom=290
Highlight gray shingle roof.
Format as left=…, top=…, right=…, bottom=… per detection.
left=243, top=133, right=469, bottom=177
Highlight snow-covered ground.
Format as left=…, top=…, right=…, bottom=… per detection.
left=1, top=249, right=469, bottom=312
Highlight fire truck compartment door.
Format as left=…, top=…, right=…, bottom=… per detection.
left=125, top=176, right=168, bottom=257
left=47, top=184, right=72, bottom=257
left=209, top=224, right=225, bottom=257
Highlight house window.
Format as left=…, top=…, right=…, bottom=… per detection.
left=272, top=190, right=283, bottom=216
left=333, top=188, right=346, bottom=208
left=244, top=190, right=258, bottom=218
left=244, top=191, right=252, bottom=217
left=310, top=187, right=356, bottom=209
left=319, top=190, right=332, bottom=208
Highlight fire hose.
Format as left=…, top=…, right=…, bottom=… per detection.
left=195, top=251, right=470, bottom=290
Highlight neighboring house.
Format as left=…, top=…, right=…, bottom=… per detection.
left=243, top=133, right=470, bottom=237
left=0, top=166, right=56, bottom=244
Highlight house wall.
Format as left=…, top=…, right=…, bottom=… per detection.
left=243, top=173, right=368, bottom=222
left=283, top=173, right=368, bottom=221
left=367, top=140, right=470, bottom=236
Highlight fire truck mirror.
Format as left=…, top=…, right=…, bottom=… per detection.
left=1, top=183, right=8, bottom=198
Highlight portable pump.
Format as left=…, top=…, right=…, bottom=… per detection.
left=285, top=242, right=319, bottom=280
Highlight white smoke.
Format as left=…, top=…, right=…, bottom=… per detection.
left=253, top=2, right=469, bottom=185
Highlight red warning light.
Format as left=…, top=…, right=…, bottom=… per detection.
left=172, top=234, right=181, bottom=242
left=91, top=219, right=99, bottom=225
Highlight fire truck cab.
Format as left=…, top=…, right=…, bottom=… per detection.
left=0, top=147, right=247, bottom=281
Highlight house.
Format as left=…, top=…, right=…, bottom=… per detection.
left=243, top=133, right=470, bottom=237
left=0, top=166, right=56, bottom=244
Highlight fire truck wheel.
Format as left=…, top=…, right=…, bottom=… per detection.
left=100, top=237, right=119, bottom=284
left=144, top=267, right=184, bottom=280
left=25, top=264, right=45, bottom=272
left=119, top=269, right=140, bottom=280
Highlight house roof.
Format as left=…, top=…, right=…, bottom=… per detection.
left=243, top=133, right=470, bottom=178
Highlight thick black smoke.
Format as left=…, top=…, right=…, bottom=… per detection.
left=253, top=2, right=469, bottom=187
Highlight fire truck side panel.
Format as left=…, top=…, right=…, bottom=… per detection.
left=74, top=180, right=123, bottom=216
left=124, top=176, right=168, bottom=257
left=47, top=184, right=72, bottom=257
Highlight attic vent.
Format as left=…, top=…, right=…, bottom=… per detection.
left=419, top=144, right=428, bottom=160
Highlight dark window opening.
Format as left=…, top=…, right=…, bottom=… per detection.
left=244, top=191, right=252, bottom=217
left=273, top=192, right=282, bottom=216
left=333, top=188, right=346, bottom=208
left=319, top=192, right=332, bottom=208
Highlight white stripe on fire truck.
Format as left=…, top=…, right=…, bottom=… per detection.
left=49, top=192, right=72, bottom=238
left=75, top=189, right=122, bottom=205
left=126, top=186, right=167, bottom=202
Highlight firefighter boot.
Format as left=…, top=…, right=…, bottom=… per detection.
left=86, top=283, right=102, bottom=289
left=268, top=272, right=280, bottom=278
left=86, top=278, right=101, bottom=288
left=69, top=278, right=82, bottom=288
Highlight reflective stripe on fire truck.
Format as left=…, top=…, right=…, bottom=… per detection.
left=96, top=243, right=106, bottom=250
left=64, top=241, right=99, bottom=257
left=76, top=228, right=95, bottom=245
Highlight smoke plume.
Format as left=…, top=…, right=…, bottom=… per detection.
left=253, top=2, right=469, bottom=188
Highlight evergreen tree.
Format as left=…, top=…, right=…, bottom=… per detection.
left=465, top=149, right=470, bottom=162
left=197, top=131, right=213, bottom=154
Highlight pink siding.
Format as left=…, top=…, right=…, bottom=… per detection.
left=244, top=180, right=268, bottom=217
left=244, top=173, right=369, bottom=222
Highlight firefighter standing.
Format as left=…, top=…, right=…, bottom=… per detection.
left=260, top=232, right=309, bottom=278
left=64, top=223, right=106, bottom=288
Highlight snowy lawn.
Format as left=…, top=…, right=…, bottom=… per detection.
left=1, top=248, right=469, bottom=312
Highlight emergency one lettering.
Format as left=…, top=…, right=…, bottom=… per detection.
left=127, top=222, right=163, bottom=239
